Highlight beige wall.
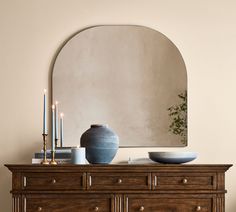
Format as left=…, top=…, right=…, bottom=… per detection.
left=0, top=0, right=235, bottom=211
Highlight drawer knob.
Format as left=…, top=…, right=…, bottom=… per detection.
left=52, top=179, right=56, bottom=184
left=182, top=178, right=188, bottom=184
left=139, top=206, right=145, bottom=211
left=118, top=178, right=122, bottom=184
left=94, top=206, right=99, bottom=211
left=37, top=207, right=42, bottom=211
left=196, top=206, right=201, bottom=211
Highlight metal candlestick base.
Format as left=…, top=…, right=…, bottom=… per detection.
left=41, top=134, right=49, bottom=165
left=50, top=150, right=57, bottom=165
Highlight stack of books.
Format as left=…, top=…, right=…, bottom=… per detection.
left=32, top=148, right=71, bottom=164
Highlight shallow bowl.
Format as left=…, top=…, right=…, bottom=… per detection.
left=148, top=151, right=197, bottom=164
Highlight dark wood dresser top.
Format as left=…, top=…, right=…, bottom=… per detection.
left=5, top=164, right=232, bottom=212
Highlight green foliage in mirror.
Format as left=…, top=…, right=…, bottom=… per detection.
left=168, top=91, right=187, bottom=145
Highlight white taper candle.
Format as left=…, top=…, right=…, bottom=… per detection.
left=43, top=89, right=47, bottom=134
left=60, top=113, right=64, bottom=147
left=55, top=101, right=59, bottom=140
left=51, top=105, right=55, bottom=151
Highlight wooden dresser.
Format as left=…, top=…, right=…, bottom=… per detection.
left=5, top=164, right=231, bottom=212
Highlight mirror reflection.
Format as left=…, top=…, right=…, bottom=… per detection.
left=52, top=25, right=187, bottom=147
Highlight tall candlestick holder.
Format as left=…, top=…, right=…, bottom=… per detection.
left=41, top=133, right=49, bottom=165
left=50, top=150, right=57, bottom=165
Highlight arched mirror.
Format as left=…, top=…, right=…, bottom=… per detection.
left=52, top=25, right=187, bottom=147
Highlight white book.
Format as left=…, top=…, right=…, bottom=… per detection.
left=40, top=149, right=71, bottom=153
left=32, top=158, right=71, bottom=164
left=128, top=158, right=156, bottom=164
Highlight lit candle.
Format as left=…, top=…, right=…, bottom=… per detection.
left=55, top=101, right=59, bottom=141
left=43, top=89, right=47, bottom=134
left=60, top=113, right=64, bottom=147
left=51, top=105, right=55, bottom=151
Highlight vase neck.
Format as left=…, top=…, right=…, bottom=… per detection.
left=91, top=124, right=108, bottom=128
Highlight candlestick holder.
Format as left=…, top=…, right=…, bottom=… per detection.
left=50, top=150, right=57, bottom=165
left=41, top=134, right=49, bottom=165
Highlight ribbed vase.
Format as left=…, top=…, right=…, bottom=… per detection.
left=80, top=124, right=119, bottom=164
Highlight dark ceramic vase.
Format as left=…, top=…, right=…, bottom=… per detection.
left=80, top=124, right=119, bottom=164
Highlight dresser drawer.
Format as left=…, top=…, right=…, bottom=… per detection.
left=24, top=194, right=115, bottom=212
left=87, top=172, right=151, bottom=190
left=22, top=172, right=86, bottom=190
left=125, top=195, right=212, bottom=212
left=152, top=173, right=216, bottom=190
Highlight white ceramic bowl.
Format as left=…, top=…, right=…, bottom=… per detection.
left=148, top=151, right=197, bottom=164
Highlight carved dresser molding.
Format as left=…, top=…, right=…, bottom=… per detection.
left=5, top=164, right=232, bottom=212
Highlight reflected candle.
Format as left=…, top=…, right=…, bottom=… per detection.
left=71, top=146, right=86, bottom=164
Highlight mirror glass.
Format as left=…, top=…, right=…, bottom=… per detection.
left=52, top=25, right=187, bottom=147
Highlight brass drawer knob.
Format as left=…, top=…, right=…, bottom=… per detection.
left=52, top=179, right=57, bottom=184
left=182, top=178, right=188, bottom=184
left=94, top=206, right=99, bottom=211
left=196, top=206, right=201, bottom=211
left=139, top=206, right=145, bottom=211
left=118, top=179, right=122, bottom=184
left=37, top=207, right=42, bottom=211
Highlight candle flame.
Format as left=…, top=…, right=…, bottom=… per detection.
left=60, top=113, right=64, bottom=117
left=44, top=89, right=47, bottom=93
left=55, top=101, right=59, bottom=105
left=52, top=105, right=55, bottom=109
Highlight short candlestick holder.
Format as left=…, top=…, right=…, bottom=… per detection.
left=41, top=133, right=49, bottom=165
left=50, top=150, right=57, bottom=165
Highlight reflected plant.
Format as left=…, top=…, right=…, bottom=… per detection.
left=168, top=91, right=187, bottom=145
